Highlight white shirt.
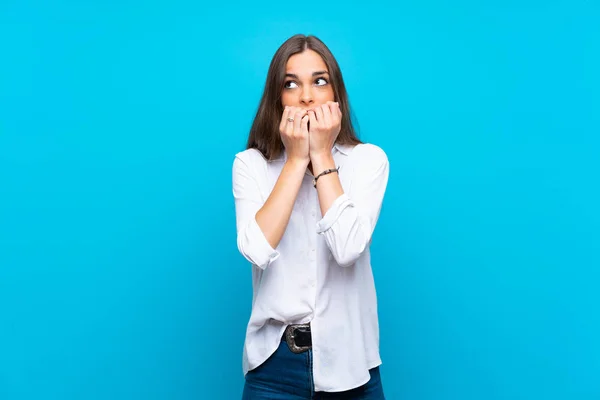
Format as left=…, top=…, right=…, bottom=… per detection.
left=232, top=142, right=389, bottom=392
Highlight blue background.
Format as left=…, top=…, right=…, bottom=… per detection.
left=1, top=0, right=599, bottom=399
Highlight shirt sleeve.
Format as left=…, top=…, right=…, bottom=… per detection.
left=316, top=145, right=389, bottom=267
left=232, top=154, right=280, bottom=270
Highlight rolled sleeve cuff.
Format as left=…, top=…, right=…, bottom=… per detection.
left=316, top=193, right=354, bottom=234
left=245, top=216, right=280, bottom=269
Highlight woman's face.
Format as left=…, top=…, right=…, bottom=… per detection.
left=281, top=49, right=335, bottom=111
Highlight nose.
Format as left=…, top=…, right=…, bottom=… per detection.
left=300, top=86, right=314, bottom=106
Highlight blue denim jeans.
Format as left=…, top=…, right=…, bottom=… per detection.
left=242, top=340, right=385, bottom=399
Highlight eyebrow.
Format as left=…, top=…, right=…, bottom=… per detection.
left=285, top=71, right=329, bottom=79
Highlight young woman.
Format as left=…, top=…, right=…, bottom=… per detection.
left=233, top=34, right=389, bottom=399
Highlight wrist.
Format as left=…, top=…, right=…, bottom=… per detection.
left=310, top=152, right=335, bottom=171
left=286, top=157, right=310, bottom=171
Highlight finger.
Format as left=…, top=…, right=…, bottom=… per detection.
left=293, top=109, right=306, bottom=134
left=280, top=106, right=289, bottom=133
left=322, top=103, right=333, bottom=127
left=301, top=114, right=309, bottom=136
left=308, top=110, right=316, bottom=132
left=331, top=102, right=341, bottom=126
left=285, top=107, right=297, bottom=133
left=314, top=106, right=324, bottom=125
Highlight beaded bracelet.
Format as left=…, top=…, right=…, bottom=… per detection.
left=313, top=167, right=339, bottom=188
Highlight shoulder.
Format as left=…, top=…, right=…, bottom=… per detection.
left=346, top=143, right=388, bottom=167
left=233, top=148, right=269, bottom=170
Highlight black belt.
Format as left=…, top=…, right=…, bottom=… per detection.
left=281, top=323, right=312, bottom=354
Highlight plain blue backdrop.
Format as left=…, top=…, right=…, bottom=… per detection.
left=1, top=0, right=599, bottom=399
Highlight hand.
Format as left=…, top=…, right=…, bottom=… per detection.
left=279, top=106, right=310, bottom=163
left=308, top=101, right=342, bottom=159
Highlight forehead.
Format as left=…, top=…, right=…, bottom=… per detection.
left=285, top=49, right=328, bottom=74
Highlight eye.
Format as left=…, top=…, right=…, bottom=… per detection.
left=284, top=81, right=298, bottom=89
left=315, top=77, right=328, bottom=86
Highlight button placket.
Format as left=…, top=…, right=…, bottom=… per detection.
left=309, top=190, right=318, bottom=293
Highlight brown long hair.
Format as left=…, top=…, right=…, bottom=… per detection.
left=246, top=34, right=361, bottom=160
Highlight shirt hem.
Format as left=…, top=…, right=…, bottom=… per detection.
left=242, top=325, right=288, bottom=376
left=313, top=357, right=383, bottom=393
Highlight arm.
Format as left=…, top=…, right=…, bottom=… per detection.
left=256, top=158, right=309, bottom=249
left=311, top=153, right=343, bottom=217
left=233, top=106, right=311, bottom=269
left=232, top=155, right=308, bottom=270
left=307, top=103, right=390, bottom=267
left=314, top=146, right=389, bottom=267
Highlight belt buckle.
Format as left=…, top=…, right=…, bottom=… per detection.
left=284, top=323, right=311, bottom=354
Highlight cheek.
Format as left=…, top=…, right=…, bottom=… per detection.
left=316, top=87, right=335, bottom=102
left=281, top=91, right=296, bottom=107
